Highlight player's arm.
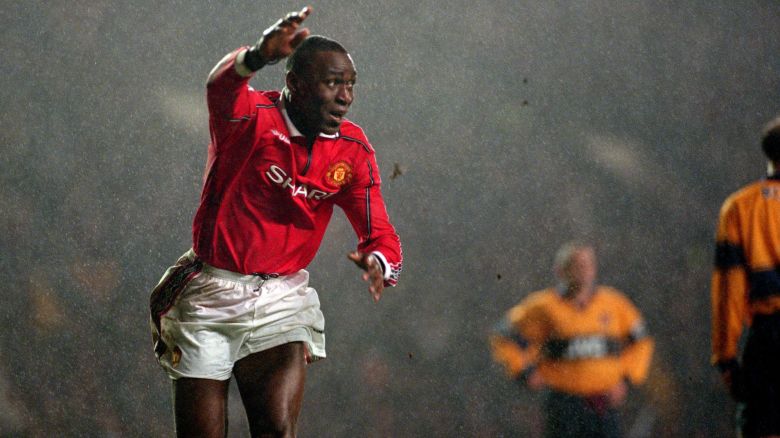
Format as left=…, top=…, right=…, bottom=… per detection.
left=617, top=298, right=654, bottom=387
left=711, top=200, right=748, bottom=394
left=205, top=7, right=311, bottom=123
left=489, top=303, right=545, bottom=389
left=336, top=150, right=402, bottom=301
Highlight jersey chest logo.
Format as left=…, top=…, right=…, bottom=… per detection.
left=326, top=161, right=353, bottom=186
left=266, top=164, right=336, bottom=200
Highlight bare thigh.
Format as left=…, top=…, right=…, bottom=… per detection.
left=173, top=377, right=231, bottom=438
left=233, top=342, right=307, bottom=438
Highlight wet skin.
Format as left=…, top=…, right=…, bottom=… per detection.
left=285, top=50, right=357, bottom=139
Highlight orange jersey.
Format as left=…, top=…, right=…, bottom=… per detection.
left=711, top=177, right=780, bottom=366
left=490, top=286, right=653, bottom=396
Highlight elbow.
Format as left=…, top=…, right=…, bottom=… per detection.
left=206, top=72, right=222, bottom=90
left=206, top=50, right=238, bottom=88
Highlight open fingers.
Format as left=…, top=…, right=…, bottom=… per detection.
left=368, top=268, right=384, bottom=301
left=288, top=6, right=312, bottom=24
left=347, top=251, right=365, bottom=267
left=364, top=256, right=384, bottom=300
left=264, top=6, right=312, bottom=38
left=289, top=27, right=311, bottom=50
left=348, top=252, right=385, bottom=301
left=278, top=5, right=312, bottom=29
left=258, top=6, right=312, bottom=61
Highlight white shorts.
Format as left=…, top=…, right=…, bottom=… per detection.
left=151, top=250, right=326, bottom=380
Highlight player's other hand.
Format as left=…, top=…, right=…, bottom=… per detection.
left=525, top=370, right=546, bottom=391
left=348, top=251, right=385, bottom=302
left=606, top=379, right=628, bottom=407
left=255, top=6, right=312, bottom=65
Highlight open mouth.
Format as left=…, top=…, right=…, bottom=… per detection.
left=328, top=109, right=347, bottom=121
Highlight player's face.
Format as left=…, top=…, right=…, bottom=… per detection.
left=299, top=51, right=356, bottom=136
left=562, top=248, right=597, bottom=290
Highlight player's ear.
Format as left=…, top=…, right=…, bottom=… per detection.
left=285, top=71, right=299, bottom=94
left=554, top=265, right=565, bottom=281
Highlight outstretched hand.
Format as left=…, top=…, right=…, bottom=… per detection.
left=254, top=6, right=312, bottom=65
left=348, top=251, right=385, bottom=302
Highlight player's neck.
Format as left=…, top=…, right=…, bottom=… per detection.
left=284, top=96, right=318, bottom=144
left=564, top=284, right=595, bottom=308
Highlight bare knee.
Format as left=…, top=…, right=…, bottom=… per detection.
left=249, top=411, right=298, bottom=438
left=234, top=344, right=307, bottom=438
left=243, top=372, right=303, bottom=438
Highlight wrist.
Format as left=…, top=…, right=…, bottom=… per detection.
left=233, top=48, right=255, bottom=77
left=518, top=365, right=538, bottom=384
left=243, top=46, right=268, bottom=72
left=370, top=251, right=390, bottom=280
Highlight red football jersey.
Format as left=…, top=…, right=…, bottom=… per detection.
left=192, top=48, right=402, bottom=286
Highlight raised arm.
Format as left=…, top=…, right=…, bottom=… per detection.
left=204, top=6, right=312, bottom=146
left=207, top=6, right=312, bottom=84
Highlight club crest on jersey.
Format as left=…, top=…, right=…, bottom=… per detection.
left=326, top=161, right=353, bottom=186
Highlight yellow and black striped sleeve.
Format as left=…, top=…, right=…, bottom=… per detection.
left=616, top=295, right=654, bottom=385
left=711, top=197, right=749, bottom=368
left=489, top=294, right=547, bottom=381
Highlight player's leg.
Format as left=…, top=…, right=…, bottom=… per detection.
left=173, top=377, right=230, bottom=438
left=597, top=406, right=621, bottom=438
left=740, top=313, right=780, bottom=438
left=544, top=391, right=584, bottom=437
left=233, top=342, right=307, bottom=438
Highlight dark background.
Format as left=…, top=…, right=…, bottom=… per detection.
left=2, top=1, right=779, bottom=436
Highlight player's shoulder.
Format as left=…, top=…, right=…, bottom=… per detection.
left=338, top=120, right=375, bottom=154
left=510, top=288, right=557, bottom=312
left=595, top=285, right=637, bottom=307
left=256, top=90, right=282, bottom=107
left=596, top=285, right=626, bottom=298
left=505, top=288, right=557, bottom=322
left=722, top=179, right=768, bottom=209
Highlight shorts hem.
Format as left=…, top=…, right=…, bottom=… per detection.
left=165, top=368, right=234, bottom=381
left=162, top=327, right=326, bottom=380
left=239, top=326, right=326, bottom=363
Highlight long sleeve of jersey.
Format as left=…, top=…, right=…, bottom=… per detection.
left=711, top=197, right=749, bottom=367
left=334, top=138, right=403, bottom=287
left=489, top=295, right=546, bottom=380
left=205, top=48, right=255, bottom=151
left=617, top=298, right=654, bottom=385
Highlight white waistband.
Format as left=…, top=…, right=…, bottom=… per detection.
left=201, top=262, right=285, bottom=285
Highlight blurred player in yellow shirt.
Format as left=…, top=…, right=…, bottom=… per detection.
left=490, top=242, right=653, bottom=438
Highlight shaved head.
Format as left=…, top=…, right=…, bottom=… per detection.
left=285, top=35, right=349, bottom=76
